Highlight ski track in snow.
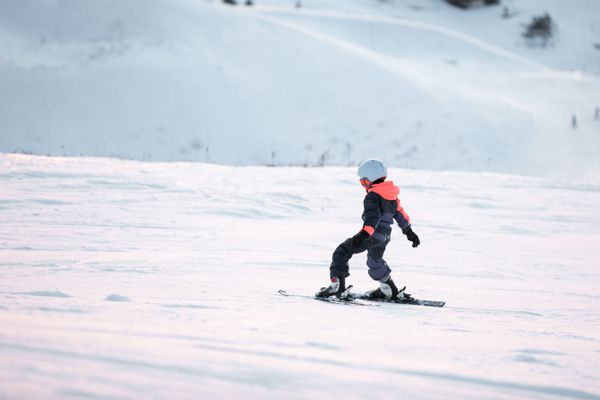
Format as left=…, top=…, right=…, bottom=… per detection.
left=1, top=154, right=600, bottom=399
left=252, top=6, right=550, bottom=72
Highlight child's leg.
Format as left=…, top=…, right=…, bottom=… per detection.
left=366, top=240, right=391, bottom=282
left=330, top=237, right=368, bottom=279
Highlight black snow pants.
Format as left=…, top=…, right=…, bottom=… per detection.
left=330, top=236, right=391, bottom=282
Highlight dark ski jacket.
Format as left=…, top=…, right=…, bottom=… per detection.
left=361, top=181, right=411, bottom=241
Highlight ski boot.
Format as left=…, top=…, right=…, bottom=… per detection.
left=315, top=277, right=353, bottom=300
left=364, top=277, right=411, bottom=300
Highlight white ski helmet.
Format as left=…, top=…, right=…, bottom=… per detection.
left=357, top=159, right=387, bottom=183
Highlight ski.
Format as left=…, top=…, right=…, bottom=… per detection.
left=277, top=290, right=443, bottom=307
left=277, top=290, right=378, bottom=307
left=355, top=293, right=445, bottom=307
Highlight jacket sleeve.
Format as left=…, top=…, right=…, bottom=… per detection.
left=393, top=199, right=411, bottom=231
left=362, top=192, right=381, bottom=235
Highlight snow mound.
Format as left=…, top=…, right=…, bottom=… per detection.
left=20, top=290, right=70, bottom=298
left=105, top=294, right=130, bottom=302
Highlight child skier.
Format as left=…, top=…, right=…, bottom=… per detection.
left=316, top=159, right=420, bottom=300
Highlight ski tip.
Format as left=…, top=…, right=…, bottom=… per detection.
left=425, top=301, right=445, bottom=307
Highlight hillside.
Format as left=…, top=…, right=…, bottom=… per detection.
left=0, top=0, right=599, bottom=179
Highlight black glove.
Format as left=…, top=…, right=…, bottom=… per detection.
left=403, top=226, right=420, bottom=248
left=351, top=230, right=370, bottom=249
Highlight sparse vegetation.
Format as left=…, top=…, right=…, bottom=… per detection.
left=446, top=0, right=500, bottom=10
left=523, top=13, right=554, bottom=46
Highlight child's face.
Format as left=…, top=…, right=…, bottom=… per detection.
left=360, top=178, right=371, bottom=189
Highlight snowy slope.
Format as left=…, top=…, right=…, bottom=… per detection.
left=1, top=0, right=599, bottom=179
left=1, top=153, right=600, bottom=399
left=261, top=0, right=600, bottom=73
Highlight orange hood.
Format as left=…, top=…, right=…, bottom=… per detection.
left=368, top=181, right=399, bottom=200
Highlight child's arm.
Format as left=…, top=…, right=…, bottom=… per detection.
left=394, top=199, right=420, bottom=248
left=362, top=192, right=381, bottom=236
left=351, top=193, right=380, bottom=248
left=393, top=200, right=411, bottom=231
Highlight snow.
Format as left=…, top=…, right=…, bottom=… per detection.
left=1, top=153, right=600, bottom=399
left=1, top=0, right=599, bottom=179
left=2, top=0, right=600, bottom=398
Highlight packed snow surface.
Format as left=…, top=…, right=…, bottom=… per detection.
left=1, top=0, right=600, bottom=178
left=1, top=154, right=600, bottom=399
